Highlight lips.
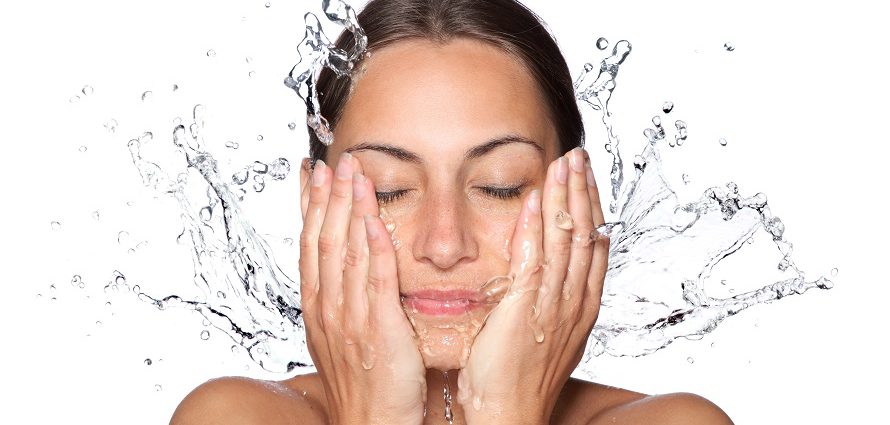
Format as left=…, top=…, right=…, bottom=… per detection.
left=400, top=289, right=486, bottom=316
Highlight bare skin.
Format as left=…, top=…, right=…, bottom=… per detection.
left=171, top=39, right=733, bottom=425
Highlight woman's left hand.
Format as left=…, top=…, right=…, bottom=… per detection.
left=457, top=148, right=609, bottom=424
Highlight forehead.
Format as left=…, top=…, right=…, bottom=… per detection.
left=330, top=38, right=559, bottom=161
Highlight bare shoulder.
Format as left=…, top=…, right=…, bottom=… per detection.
left=169, top=375, right=326, bottom=425
left=553, top=378, right=733, bottom=425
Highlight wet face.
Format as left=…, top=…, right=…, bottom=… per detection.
left=326, top=38, right=560, bottom=371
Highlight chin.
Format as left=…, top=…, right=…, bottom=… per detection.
left=406, top=308, right=491, bottom=372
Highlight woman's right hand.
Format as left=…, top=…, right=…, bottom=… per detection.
left=298, top=153, right=427, bottom=425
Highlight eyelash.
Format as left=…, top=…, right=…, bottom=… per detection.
left=375, top=185, right=524, bottom=204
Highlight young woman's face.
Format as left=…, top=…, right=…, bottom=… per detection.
left=326, top=38, right=560, bottom=370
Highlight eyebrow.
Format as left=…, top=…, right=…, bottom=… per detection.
left=344, top=134, right=545, bottom=163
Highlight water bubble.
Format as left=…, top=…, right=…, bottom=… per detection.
left=200, top=206, right=212, bottom=221
left=225, top=140, right=240, bottom=149
left=682, top=174, right=691, bottom=185
left=206, top=49, right=216, bottom=57
left=288, top=122, right=297, bottom=130
left=117, top=230, right=130, bottom=244
left=172, top=84, right=179, bottom=91
left=231, top=345, right=239, bottom=354
left=81, top=85, right=94, bottom=96
left=155, top=384, right=162, bottom=392
left=96, top=321, right=103, bottom=327
left=830, top=268, right=838, bottom=277
left=231, top=169, right=249, bottom=185
left=217, top=291, right=226, bottom=299
left=662, top=101, right=674, bottom=113
left=114, top=273, right=126, bottom=285
left=583, top=63, right=594, bottom=72
left=69, top=95, right=81, bottom=103
left=104, top=119, right=118, bottom=133
left=50, top=221, right=61, bottom=230
left=144, top=358, right=152, bottom=366
left=141, top=91, right=153, bottom=101
left=139, top=132, right=153, bottom=144
left=253, top=178, right=266, bottom=193
left=91, top=210, right=100, bottom=220
left=687, top=357, right=695, bottom=364
left=78, top=146, right=88, bottom=152
left=268, top=158, right=291, bottom=181
left=265, top=2, right=271, bottom=7
left=71, top=275, right=82, bottom=287
left=248, top=71, right=256, bottom=78
left=596, top=37, right=609, bottom=50
left=719, top=138, right=728, bottom=146
left=132, top=284, right=140, bottom=293
left=283, top=237, right=294, bottom=246
left=200, top=330, right=210, bottom=340
left=724, top=42, right=735, bottom=52
left=256, top=135, right=264, bottom=141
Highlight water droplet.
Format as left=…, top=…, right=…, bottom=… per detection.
left=248, top=71, right=256, bottom=78
left=554, top=210, right=574, bottom=230
left=830, top=268, right=838, bottom=277
left=81, top=85, right=94, bottom=96
left=288, top=122, right=297, bottom=130
left=139, top=132, right=153, bottom=143
left=265, top=1, right=271, bottom=7
left=96, top=321, right=103, bottom=327
left=71, top=275, right=82, bottom=286
left=583, top=63, right=594, bottom=72
left=172, top=84, right=179, bottom=91
left=662, top=101, right=674, bottom=113
left=687, top=357, right=695, bottom=364
left=719, top=138, right=728, bottom=146
left=51, top=221, right=61, bottom=230
left=268, top=157, right=291, bottom=181
left=155, top=384, right=162, bottom=392
left=596, top=37, right=609, bottom=50
left=104, top=119, right=118, bottom=133
left=206, top=49, right=216, bottom=57
left=472, top=395, right=483, bottom=411
left=253, top=179, right=266, bottom=192
left=117, top=230, right=130, bottom=244
left=141, top=91, right=153, bottom=101
left=105, top=301, right=112, bottom=308
left=200, top=330, right=210, bottom=340
left=256, top=135, right=263, bottom=141
left=132, top=284, right=140, bottom=293
left=91, top=210, right=100, bottom=220
left=283, top=237, right=294, bottom=246
left=231, top=345, right=239, bottom=354
left=682, top=174, right=691, bottom=185
left=217, top=290, right=226, bottom=299
left=69, top=95, right=81, bottom=103
left=724, top=42, right=735, bottom=52
left=144, top=358, right=152, bottom=366
left=78, top=146, right=88, bottom=152
left=225, top=140, right=240, bottom=149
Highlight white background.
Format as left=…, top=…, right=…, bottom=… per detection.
left=1, top=0, right=887, bottom=423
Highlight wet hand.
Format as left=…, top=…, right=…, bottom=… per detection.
left=298, top=153, right=427, bottom=425
left=456, top=148, right=609, bottom=424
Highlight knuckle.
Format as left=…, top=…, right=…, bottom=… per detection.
left=548, top=236, right=572, bottom=258
left=343, top=244, right=366, bottom=268
left=366, top=270, right=388, bottom=292
left=299, top=231, right=316, bottom=253
left=317, top=233, right=341, bottom=257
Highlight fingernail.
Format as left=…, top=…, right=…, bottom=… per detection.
left=586, top=165, right=596, bottom=187
left=363, top=214, right=379, bottom=240
left=556, top=157, right=568, bottom=185
left=569, top=148, right=585, bottom=173
left=353, top=173, right=367, bottom=200
left=336, top=152, right=353, bottom=180
left=312, top=159, right=326, bottom=187
left=527, top=189, right=541, bottom=214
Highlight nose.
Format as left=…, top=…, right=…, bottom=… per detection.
left=411, top=190, right=478, bottom=270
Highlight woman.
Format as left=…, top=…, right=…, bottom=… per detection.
left=172, top=0, right=734, bottom=423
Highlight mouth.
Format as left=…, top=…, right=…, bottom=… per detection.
left=400, top=289, right=488, bottom=316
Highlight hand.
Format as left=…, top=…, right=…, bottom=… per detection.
left=298, top=153, right=427, bottom=425
left=456, top=148, right=608, bottom=424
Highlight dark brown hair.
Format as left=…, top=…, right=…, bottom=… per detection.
left=308, top=0, right=584, bottom=162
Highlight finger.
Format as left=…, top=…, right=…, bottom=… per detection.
left=364, top=213, right=404, bottom=326
left=508, top=189, right=544, bottom=295
left=562, top=148, right=596, bottom=314
left=300, top=157, right=311, bottom=220
left=317, top=152, right=355, bottom=327
left=342, top=172, right=379, bottom=338
left=539, top=155, right=571, bottom=314
left=584, top=157, right=609, bottom=321
left=299, top=159, right=331, bottom=306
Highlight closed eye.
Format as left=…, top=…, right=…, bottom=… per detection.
left=479, top=185, right=524, bottom=200
left=375, top=189, right=410, bottom=204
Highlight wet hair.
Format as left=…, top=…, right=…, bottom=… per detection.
left=307, top=0, right=584, bottom=163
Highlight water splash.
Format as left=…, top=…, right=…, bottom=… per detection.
left=283, top=0, right=367, bottom=147
left=54, top=1, right=833, bottom=377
